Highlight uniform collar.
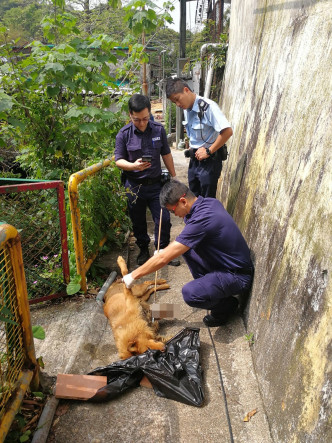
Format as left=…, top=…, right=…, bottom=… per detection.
left=132, top=120, right=152, bottom=135
left=191, top=95, right=201, bottom=113
left=184, top=196, right=203, bottom=221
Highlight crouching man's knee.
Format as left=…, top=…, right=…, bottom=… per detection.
left=182, top=281, right=207, bottom=308
left=182, top=283, right=196, bottom=307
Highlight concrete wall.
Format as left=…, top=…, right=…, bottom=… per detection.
left=219, top=1, right=331, bottom=441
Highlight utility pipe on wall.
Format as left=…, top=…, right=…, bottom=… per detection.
left=200, top=43, right=221, bottom=99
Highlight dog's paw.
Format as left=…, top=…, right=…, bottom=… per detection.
left=148, top=340, right=166, bottom=352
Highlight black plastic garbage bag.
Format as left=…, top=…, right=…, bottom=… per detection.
left=88, top=327, right=204, bottom=407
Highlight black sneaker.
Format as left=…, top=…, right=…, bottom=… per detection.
left=203, top=313, right=229, bottom=327
left=137, top=247, right=150, bottom=265
left=168, top=258, right=180, bottom=266
left=203, top=297, right=239, bottom=326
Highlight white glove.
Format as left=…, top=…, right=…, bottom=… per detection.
left=154, top=249, right=164, bottom=255
left=122, top=272, right=135, bottom=288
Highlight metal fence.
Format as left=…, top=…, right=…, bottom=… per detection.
left=0, top=223, right=39, bottom=442
left=0, top=179, right=70, bottom=304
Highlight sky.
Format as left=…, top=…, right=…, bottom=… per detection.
left=154, top=0, right=202, bottom=33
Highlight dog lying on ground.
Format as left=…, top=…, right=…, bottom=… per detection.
left=103, top=256, right=170, bottom=360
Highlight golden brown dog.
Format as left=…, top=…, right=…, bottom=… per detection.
left=103, top=256, right=169, bottom=360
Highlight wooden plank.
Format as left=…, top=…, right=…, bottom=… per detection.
left=55, top=374, right=107, bottom=400
left=140, top=376, right=153, bottom=389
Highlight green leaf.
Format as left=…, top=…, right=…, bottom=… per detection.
left=80, top=123, right=98, bottom=134
left=108, top=0, right=122, bottom=8
left=32, top=325, right=46, bottom=340
left=44, top=62, right=65, bottom=72
left=0, top=93, right=15, bottom=112
left=37, top=356, right=45, bottom=369
left=0, top=306, right=12, bottom=316
left=7, top=117, right=25, bottom=130
left=102, top=96, right=111, bottom=108
left=0, top=306, right=18, bottom=325
left=61, top=79, right=76, bottom=90
left=65, top=65, right=77, bottom=76
left=65, top=107, right=83, bottom=118
left=0, top=315, right=18, bottom=325
left=20, top=431, right=31, bottom=443
left=46, top=86, right=60, bottom=97
left=66, top=281, right=81, bottom=295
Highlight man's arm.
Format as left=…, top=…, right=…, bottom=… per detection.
left=115, top=158, right=150, bottom=172
left=115, top=128, right=151, bottom=172
left=132, top=241, right=189, bottom=280
left=195, top=127, right=233, bottom=161
left=162, top=153, right=176, bottom=178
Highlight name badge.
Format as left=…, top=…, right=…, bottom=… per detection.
left=152, top=137, right=160, bottom=142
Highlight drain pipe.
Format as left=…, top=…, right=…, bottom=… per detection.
left=31, top=396, right=59, bottom=443
left=200, top=43, right=221, bottom=99
left=96, top=271, right=117, bottom=303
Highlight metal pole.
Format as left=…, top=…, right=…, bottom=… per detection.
left=176, top=0, right=186, bottom=147
left=179, top=0, right=186, bottom=59
left=142, top=31, right=148, bottom=95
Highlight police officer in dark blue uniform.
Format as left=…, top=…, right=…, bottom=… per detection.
left=115, top=94, right=180, bottom=266
left=166, top=78, right=233, bottom=198
left=123, top=180, right=254, bottom=327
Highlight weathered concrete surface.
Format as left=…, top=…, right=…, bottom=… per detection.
left=219, top=1, right=332, bottom=442
left=30, top=149, right=272, bottom=442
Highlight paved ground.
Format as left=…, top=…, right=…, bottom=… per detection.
left=30, top=147, right=273, bottom=443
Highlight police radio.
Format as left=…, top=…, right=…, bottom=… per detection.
left=198, top=99, right=209, bottom=120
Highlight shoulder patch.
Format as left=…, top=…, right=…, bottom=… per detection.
left=198, top=99, right=209, bottom=112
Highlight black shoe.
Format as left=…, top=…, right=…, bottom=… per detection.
left=137, top=247, right=150, bottom=265
left=203, top=297, right=239, bottom=327
left=203, top=313, right=230, bottom=327
left=168, top=258, right=180, bottom=266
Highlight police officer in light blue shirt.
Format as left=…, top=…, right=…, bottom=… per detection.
left=166, top=77, right=233, bottom=198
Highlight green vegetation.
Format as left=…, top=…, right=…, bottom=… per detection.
left=0, top=0, right=230, bottom=295
left=0, top=0, right=175, bottom=294
left=245, top=332, right=255, bottom=346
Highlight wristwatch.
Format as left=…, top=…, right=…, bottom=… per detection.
left=205, top=147, right=211, bottom=156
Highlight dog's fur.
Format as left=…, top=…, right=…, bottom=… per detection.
left=103, top=256, right=169, bottom=360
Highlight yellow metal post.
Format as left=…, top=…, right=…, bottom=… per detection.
left=0, top=370, right=34, bottom=442
left=9, top=233, right=39, bottom=390
left=0, top=224, right=39, bottom=442
left=68, top=159, right=111, bottom=293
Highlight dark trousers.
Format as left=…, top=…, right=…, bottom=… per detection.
left=125, top=179, right=171, bottom=250
left=182, top=249, right=253, bottom=316
left=188, top=151, right=223, bottom=198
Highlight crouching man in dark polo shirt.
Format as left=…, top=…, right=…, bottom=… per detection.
left=122, top=180, right=254, bottom=326
left=115, top=94, right=180, bottom=266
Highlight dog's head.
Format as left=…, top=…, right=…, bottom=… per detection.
left=119, top=336, right=165, bottom=360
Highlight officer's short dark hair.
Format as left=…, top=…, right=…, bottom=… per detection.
left=160, top=180, right=195, bottom=207
left=165, top=78, right=192, bottom=98
left=128, top=94, right=151, bottom=113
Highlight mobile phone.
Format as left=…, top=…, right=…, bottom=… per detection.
left=142, top=155, right=152, bottom=162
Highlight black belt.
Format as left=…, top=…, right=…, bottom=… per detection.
left=127, top=176, right=161, bottom=186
